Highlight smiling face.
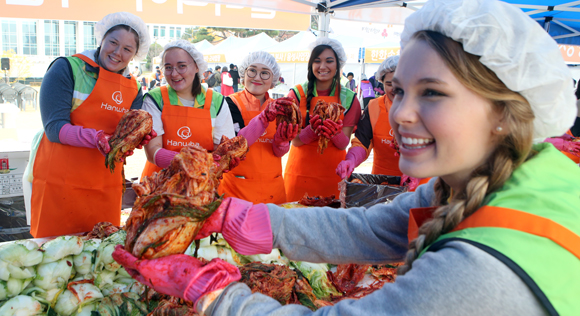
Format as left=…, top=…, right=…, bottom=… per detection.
left=243, top=63, right=273, bottom=98
left=163, top=48, right=198, bottom=99
left=389, top=39, right=501, bottom=190
left=312, top=48, right=337, bottom=84
left=98, top=28, right=138, bottom=73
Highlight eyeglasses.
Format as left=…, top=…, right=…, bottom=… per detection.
left=246, top=68, right=272, bottom=80
left=164, top=63, right=193, bottom=74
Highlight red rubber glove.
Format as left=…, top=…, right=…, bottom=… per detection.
left=317, top=119, right=343, bottom=138
left=401, top=174, right=421, bottom=191
left=112, top=245, right=240, bottom=304
left=545, top=137, right=580, bottom=157
left=257, top=99, right=290, bottom=127
left=136, top=129, right=157, bottom=149
left=274, top=122, right=299, bottom=144
left=195, top=197, right=272, bottom=255
left=96, top=131, right=112, bottom=156
left=309, top=114, right=322, bottom=132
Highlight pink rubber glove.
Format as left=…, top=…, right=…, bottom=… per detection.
left=59, top=123, right=111, bottom=156
left=154, top=148, right=179, bottom=168
left=309, top=114, right=322, bottom=132
left=274, top=122, right=299, bottom=144
left=298, top=126, right=318, bottom=144
left=317, top=119, right=343, bottom=139
left=336, top=146, right=366, bottom=179
left=195, top=197, right=272, bottom=255
left=257, top=99, right=290, bottom=128
left=401, top=174, right=421, bottom=191
left=112, top=245, right=240, bottom=304
left=238, top=115, right=267, bottom=147
left=544, top=137, right=580, bottom=157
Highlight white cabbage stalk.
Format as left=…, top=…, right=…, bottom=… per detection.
left=115, top=267, right=131, bottom=279
left=94, top=269, right=116, bottom=289
left=40, top=236, right=84, bottom=264
left=94, top=230, right=126, bottom=273
left=75, top=302, right=97, bottom=316
left=73, top=239, right=100, bottom=275
left=0, top=278, right=34, bottom=300
left=0, top=243, right=43, bottom=276
left=54, top=283, right=103, bottom=316
left=71, top=273, right=96, bottom=282
left=34, top=256, right=74, bottom=290
left=0, top=260, right=9, bottom=281
left=7, top=265, right=35, bottom=279
left=0, top=295, right=44, bottom=315
left=101, top=277, right=145, bottom=296
left=243, top=249, right=290, bottom=266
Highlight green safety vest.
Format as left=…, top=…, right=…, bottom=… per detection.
left=420, top=143, right=580, bottom=316
left=291, top=81, right=356, bottom=112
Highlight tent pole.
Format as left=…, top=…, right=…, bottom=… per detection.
left=293, top=63, right=297, bottom=87
left=317, top=1, right=331, bottom=38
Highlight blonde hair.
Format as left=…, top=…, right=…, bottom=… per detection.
left=398, top=31, right=536, bottom=275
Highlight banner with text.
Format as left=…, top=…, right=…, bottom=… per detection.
left=270, top=51, right=310, bottom=64
left=1, top=0, right=310, bottom=31
left=364, top=47, right=400, bottom=63
left=559, top=44, right=580, bottom=64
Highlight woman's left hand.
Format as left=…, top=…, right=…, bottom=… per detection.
left=112, top=245, right=240, bottom=303
left=135, top=130, right=158, bottom=149
left=274, top=122, right=299, bottom=143
left=317, top=119, right=343, bottom=138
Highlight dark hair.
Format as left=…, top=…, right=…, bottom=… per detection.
left=576, top=84, right=580, bottom=100
left=230, top=63, right=235, bottom=69
left=215, top=65, right=221, bottom=70
left=347, top=72, right=354, bottom=77
left=305, top=45, right=342, bottom=123
left=191, top=70, right=202, bottom=98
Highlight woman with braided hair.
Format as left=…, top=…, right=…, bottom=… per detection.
left=283, top=37, right=362, bottom=201
left=113, top=0, right=580, bottom=315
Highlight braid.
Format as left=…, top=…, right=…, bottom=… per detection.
left=398, top=30, right=535, bottom=276
left=304, top=79, right=316, bottom=126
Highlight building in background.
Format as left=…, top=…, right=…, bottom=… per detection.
left=0, top=18, right=185, bottom=78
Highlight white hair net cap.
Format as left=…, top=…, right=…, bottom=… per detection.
left=238, top=51, right=280, bottom=88
left=309, top=37, right=347, bottom=69
left=376, top=55, right=400, bottom=82
left=96, top=12, right=150, bottom=61
left=400, top=0, right=577, bottom=141
left=160, top=40, right=207, bottom=80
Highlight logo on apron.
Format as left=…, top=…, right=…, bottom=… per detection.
left=112, top=91, right=123, bottom=105
left=177, top=126, right=192, bottom=140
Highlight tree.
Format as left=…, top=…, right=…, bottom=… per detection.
left=194, top=28, right=216, bottom=43
left=1, top=50, right=33, bottom=84
left=208, top=27, right=280, bottom=40
left=145, top=42, right=163, bottom=71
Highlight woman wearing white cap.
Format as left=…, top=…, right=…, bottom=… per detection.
left=219, top=51, right=297, bottom=204
left=284, top=37, right=362, bottom=201
left=113, top=0, right=580, bottom=314
left=28, top=12, right=154, bottom=238
left=141, top=40, right=235, bottom=178
left=336, top=55, right=429, bottom=190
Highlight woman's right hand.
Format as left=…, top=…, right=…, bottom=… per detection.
left=309, top=114, right=322, bottom=132
left=95, top=131, right=112, bottom=156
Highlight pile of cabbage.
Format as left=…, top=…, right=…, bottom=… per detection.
left=0, top=231, right=145, bottom=316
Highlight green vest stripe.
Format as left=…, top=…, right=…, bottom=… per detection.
left=419, top=143, right=580, bottom=316
left=145, top=86, right=223, bottom=119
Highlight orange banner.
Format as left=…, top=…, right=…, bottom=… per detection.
left=364, top=47, right=400, bottom=63
left=270, top=51, right=310, bottom=63
left=204, top=54, right=227, bottom=63
left=559, top=44, right=580, bottom=63
left=1, top=0, right=310, bottom=31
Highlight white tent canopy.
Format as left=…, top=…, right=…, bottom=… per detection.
left=194, top=40, right=214, bottom=52
left=203, top=32, right=278, bottom=67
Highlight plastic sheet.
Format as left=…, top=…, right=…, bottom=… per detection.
left=0, top=196, right=32, bottom=242
left=339, top=173, right=407, bottom=209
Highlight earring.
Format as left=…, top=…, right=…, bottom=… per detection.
left=496, top=126, right=503, bottom=132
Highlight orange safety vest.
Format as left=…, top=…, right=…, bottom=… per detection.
left=30, top=54, right=137, bottom=238
left=218, top=90, right=286, bottom=204
left=284, top=84, right=346, bottom=201
left=141, top=86, right=214, bottom=178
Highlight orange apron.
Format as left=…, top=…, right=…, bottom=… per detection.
left=141, top=86, right=214, bottom=178
left=563, top=130, right=580, bottom=164
left=371, top=96, right=402, bottom=177
left=284, top=84, right=346, bottom=201
left=30, top=54, right=137, bottom=238
left=218, top=90, right=286, bottom=204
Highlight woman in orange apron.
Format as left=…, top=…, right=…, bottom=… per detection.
left=336, top=56, right=430, bottom=191
left=284, top=38, right=362, bottom=201
left=141, top=40, right=235, bottom=178
left=28, top=12, right=153, bottom=238
left=219, top=52, right=298, bottom=204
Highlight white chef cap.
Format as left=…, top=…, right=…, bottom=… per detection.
left=160, top=40, right=207, bottom=80
left=95, top=12, right=151, bottom=61
left=238, top=51, right=280, bottom=88
left=309, top=37, right=347, bottom=69
left=376, top=55, right=400, bottom=82
left=400, top=0, right=577, bottom=141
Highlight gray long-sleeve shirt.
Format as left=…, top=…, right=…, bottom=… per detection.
left=208, top=179, right=548, bottom=316
left=40, top=52, right=143, bottom=143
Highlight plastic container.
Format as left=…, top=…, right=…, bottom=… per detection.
left=339, top=173, right=407, bottom=208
